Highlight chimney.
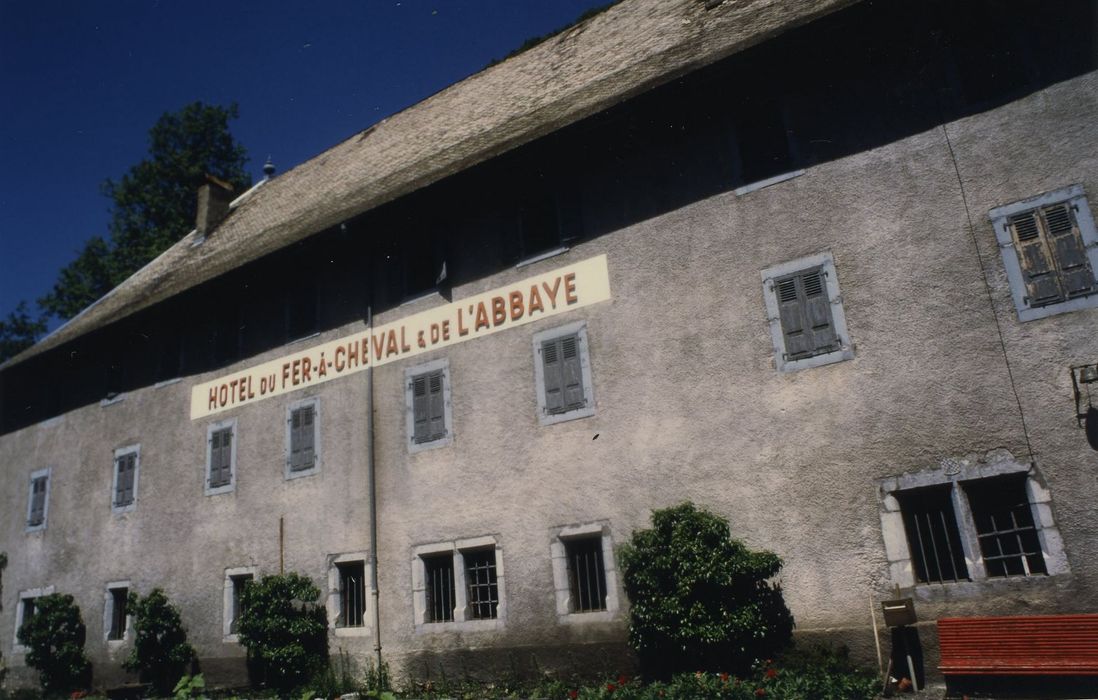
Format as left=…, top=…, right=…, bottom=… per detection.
left=195, top=174, right=235, bottom=236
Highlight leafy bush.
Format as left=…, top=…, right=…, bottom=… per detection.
left=619, top=502, right=794, bottom=678
left=237, top=572, right=328, bottom=693
left=172, top=673, right=206, bottom=700
left=16, top=593, right=92, bottom=695
left=123, top=588, right=196, bottom=696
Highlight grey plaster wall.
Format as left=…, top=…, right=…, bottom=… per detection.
left=2, top=71, right=1096, bottom=689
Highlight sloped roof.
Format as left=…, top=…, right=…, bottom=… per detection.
left=6, top=0, right=854, bottom=369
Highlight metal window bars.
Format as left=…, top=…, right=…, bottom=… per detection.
left=966, top=477, right=1047, bottom=578
left=565, top=536, right=608, bottom=612
left=898, top=486, right=969, bottom=584
left=338, top=562, right=366, bottom=627
left=463, top=549, right=499, bottom=620
left=424, top=554, right=455, bottom=623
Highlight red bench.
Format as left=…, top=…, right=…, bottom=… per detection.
left=938, top=614, right=1098, bottom=676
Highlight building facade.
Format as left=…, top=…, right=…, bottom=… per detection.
left=3, top=0, right=1097, bottom=689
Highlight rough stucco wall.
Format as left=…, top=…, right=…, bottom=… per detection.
left=2, top=71, right=1096, bottom=688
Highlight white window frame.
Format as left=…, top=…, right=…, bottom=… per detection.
left=404, top=358, right=453, bottom=453
left=989, top=184, right=1098, bottom=321
left=878, top=453, right=1069, bottom=590
left=13, top=586, right=54, bottom=653
left=205, top=417, right=237, bottom=496
left=326, top=552, right=372, bottom=637
left=411, top=535, right=506, bottom=633
left=25, top=467, right=51, bottom=533
left=222, top=565, right=257, bottom=642
left=284, top=397, right=321, bottom=479
left=532, top=320, right=596, bottom=426
left=761, top=251, right=854, bottom=372
left=550, top=521, right=621, bottom=624
left=103, top=580, right=132, bottom=644
left=111, top=444, right=140, bottom=514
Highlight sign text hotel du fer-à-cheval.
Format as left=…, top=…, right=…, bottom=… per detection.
left=190, top=254, right=612, bottom=419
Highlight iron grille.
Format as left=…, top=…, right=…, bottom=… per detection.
left=338, top=562, right=366, bottom=627
left=565, top=536, right=608, bottom=612
left=424, top=554, right=455, bottom=623
left=898, top=485, right=970, bottom=584
left=965, top=475, right=1047, bottom=578
left=464, top=549, right=499, bottom=620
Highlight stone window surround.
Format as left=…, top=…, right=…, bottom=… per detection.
left=103, top=580, right=132, bottom=644
left=204, top=417, right=237, bottom=496
left=111, top=444, right=140, bottom=515
left=404, top=358, right=454, bottom=454
left=13, top=585, right=54, bottom=653
left=878, top=450, right=1069, bottom=591
left=760, top=251, right=854, bottom=373
left=411, top=535, right=506, bottom=633
left=326, top=552, right=373, bottom=637
left=284, top=396, right=321, bottom=480
left=223, top=565, right=258, bottom=642
left=550, top=520, right=621, bottom=624
left=989, top=184, right=1098, bottom=322
left=25, top=467, right=51, bottom=533
left=532, top=320, right=596, bottom=426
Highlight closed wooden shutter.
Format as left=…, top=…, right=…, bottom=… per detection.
left=28, top=477, right=47, bottom=525
left=427, top=372, right=445, bottom=440
left=115, top=454, right=135, bottom=506
left=1041, top=203, right=1094, bottom=299
left=290, top=405, right=315, bottom=471
left=1010, top=211, right=1065, bottom=306
left=542, top=338, right=565, bottom=414
left=560, top=335, right=586, bottom=410
left=777, top=269, right=837, bottom=360
left=210, top=428, right=232, bottom=487
left=412, top=375, right=429, bottom=443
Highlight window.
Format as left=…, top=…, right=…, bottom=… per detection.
left=111, top=445, right=140, bottom=513
left=550, top=522, right=621, bottom=621
left=879, top=457, right=1069, bottom=589
left=26, top=468, right=50, bottom=532
left=405, top=359, right=452, bottom=452
left=533, top=321, right=595, bottom=425
left=761, top=252, right=853, bottom=372
left=286, top=398, right=319, bottom=478
left=105, top=583, right=129, bottom=641
left=223, top=566, right=257, bottom=641
left=990, top=184, right=1098, bottom=321
left=14, top=586, right=53, bottom=652
left=412, top=537, right=506, bottom=631
left=337, top=562, right=366, bottom=628
left=205, top=418, right=237, bottom=495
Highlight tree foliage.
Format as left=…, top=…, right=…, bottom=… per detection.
left=237, top=572, right=328, bottom=693
left=16, top=592, right=92, bottom=695
left=0, top=301, right=48, bottom=363
left=123, top=588, right=196, bottom=696
left=39, top=101, right=250, bottom=320
left=619, top=502, right=794, bottom=679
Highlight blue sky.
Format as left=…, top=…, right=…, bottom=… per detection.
left=0, top=0, right=608, bottom=325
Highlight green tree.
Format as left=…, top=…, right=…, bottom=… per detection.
left=17, top=592, right=92, bottom=695
left=39, top=101, right=250, bottom=320
left=238, top=572, right=328, bottom=694
left=0, top=301, right=48, bottom=363
left=123, top=588, right=196, bottom=696
left=619, top=502, right=794, bottom=679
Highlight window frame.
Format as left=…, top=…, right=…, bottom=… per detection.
left=111, top=444, right=140, bottom=514
left=550, top=521, right=620, bottom=623
left=13, top=586, right=54, bottom=653
left=326, top=553, right=372, bottom=638
left=989, top=184, right=1098, bottom=321
left=204, top=417, right=237, bottom=496
left=222, top=565, right=257, bottom=642
left=411, top=536, right=506, bottom=633
left=103, top=581, right=131, bottom=643
left=760, top=251, right=854, bottom=372
left=25, top=467, right=51, bottom=533
left=284, top=397, right=320, bottom=479
left=532, top=321, right=596, bottom=426
left=404, top=358, right=453, bottom=453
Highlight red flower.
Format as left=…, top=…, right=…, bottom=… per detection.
left=618, top=675, right=627, bottom=686
left=755, top=689, right=766, bottom=697
left=719, top=672, right=730, bottom=683
left=765, top=668, right=778, bottom=679
left=606, top=682, right=616, bottom=692
left=569, top=691, right=578, bottom=699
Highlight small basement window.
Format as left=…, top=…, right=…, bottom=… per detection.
left=463, top=548, right=499, bottom=621
left=106, top=584, right=129, bottom=641
left=423, top=553, right=455, bottom=623
left=896, top=485, right=970, bottom=585
left=337, top=561, right=366, bottom=628
left=964, top=475, right=1048, bottom=578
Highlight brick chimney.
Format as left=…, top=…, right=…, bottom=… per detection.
left=195, top=174, right=235, bottom=236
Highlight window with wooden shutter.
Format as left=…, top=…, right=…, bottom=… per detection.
left=114, top=452, right=137, bottom=507
left=405, top=360, right=452, bottom=451
left=289, top=404, right=316, bottom=472
left=207, top=425, right=234, bottom=490
left=775, top=267, right=838, bottom=361
left=28, top=475, right=47, bottom=527
left=542, top=334, right=586, bottom=415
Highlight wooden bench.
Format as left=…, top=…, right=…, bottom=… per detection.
left=938, top=614, right=1098, bottom=676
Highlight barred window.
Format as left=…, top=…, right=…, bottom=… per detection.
left=897, top=485, right=970, bottom=585
left=965, top=475, right=1047, bottom=578
left=424, top=554, right=455, bottom=623
left=463, top=549, right=499, bottom=620
left=228, top=573, right=252, bottom=634
left=337, top=562, right=366, bottom=627
left=107, top=586, right=128, bottom=641
left=565, top=536, right=608, bottom=612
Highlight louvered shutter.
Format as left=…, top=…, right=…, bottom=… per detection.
left=777, top=276, right=812, bottom=359
left=427, top=372, right=446, bottom=440
left=412, top=375, right=429, bottom=443
left=220, top=430, right=233, bottom=485
left=801, top=270, right=838, bottom=354
left=1041, top=203, right=1094, bottom=299
left=1009, top=211, right=1064, bottom=307
left=777, top=270, right=837, bottom=360
left=299, top=405, right=315, bottom=469
left=116, top=454, right=135, bottom=506
left=542, top=338, right=565, bottom=414
left=210, top=429, right=232, bottom=487
left=560, top=335, right=586, bottom=410
left=29, top=477, right=46, bottom=525
left=209, top=430, right=221, bottom=486
left=289, top=409, right=302, bottom=470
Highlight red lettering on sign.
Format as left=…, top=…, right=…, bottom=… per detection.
left=247, top=376, right=256, bottom=400
left=218, top=384, right=229, bottom=407
left=474, top=302, right=490, bottom=331
left=528, top=285, right=544, bottom=315
left=208, top=386, right=218, bottom=411
left=441, top=319, right=450, bottom=341
left=509, top=291, right=524, bottom=320
left=334, top=345, right=346, bottom=372
left=542, top=277, right=561, bottom=309
left=564, top=272, right=578, bottom=304
left=457, top=308, right=469, bottom=336
left=301, top=357, right=312, bottom=382
left=492, top=296, right=506, bottom=326
left=282, top=362, right=291, bottom=389
left=400, top=326, right=411, bottom=353
left=386, top=330, right=399, bottom=357
left=372, top=333, right=385, bottom=361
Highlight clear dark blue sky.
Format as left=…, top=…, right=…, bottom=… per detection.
left=0, top=0, right=608, bottom=325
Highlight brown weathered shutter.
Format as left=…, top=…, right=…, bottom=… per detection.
left=220, top=429, right=233, bottom=484
left=1009, top=211, right=1064, bottom=307
left=412, top=375, right=429, bottom=443
left=801, top=270, right=838, bottom=354
left=427, top=372, right=445, bottom=440
left=116, top=454, right=135, bottom=505
left=299, top=405, right=315, bottom=469
left=209, top=430, right=222, bottom=485
left=29, top=477, right=47, bottom=525
left=777, top=277, right=811, bottom=359
left=560, top=335, right=585, bottom=410
left=778, top=270, right=836, bottom=360
left=289, top=409, right=302, bottom=470
left=1041, top=203, right=1094, bottom=299
left=210, top=428, right=232, bottom=487
left=542, top=338, right=565, bottom=414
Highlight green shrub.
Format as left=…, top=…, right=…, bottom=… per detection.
left=123, top=588, right=196, bottom=696
left=237, top=572, right=328, bottom=694
left=16, top=593, right=92, bottom=695
left=172, top=673, right=206, bottom=700
left=619, top=502, right=794, bottom=678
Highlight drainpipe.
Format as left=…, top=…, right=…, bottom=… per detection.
left=366, top=303, right=383, bottom=673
